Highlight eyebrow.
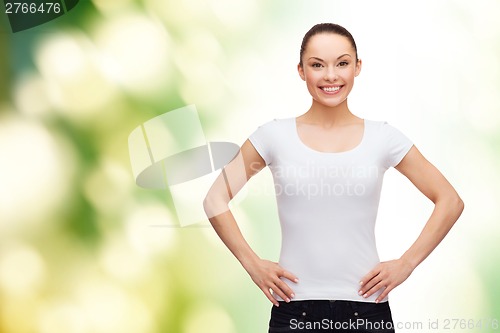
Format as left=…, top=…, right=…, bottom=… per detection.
left=308, top=54, right=352, bottom=61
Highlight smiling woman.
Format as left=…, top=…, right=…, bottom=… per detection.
left=203, top=23, right=464, bottom=333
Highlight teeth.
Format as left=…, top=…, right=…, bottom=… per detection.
left=322, top=86, right=341, bottom=92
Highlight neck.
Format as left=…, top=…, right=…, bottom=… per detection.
left=301, top=99, right=357, bottom=127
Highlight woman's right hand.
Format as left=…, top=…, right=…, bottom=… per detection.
left=244, top=258, right=299, bottom=307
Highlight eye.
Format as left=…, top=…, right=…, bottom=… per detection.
left=311, top=62, right=323, bottom=68
left=338, top=61, right=349, bottom=67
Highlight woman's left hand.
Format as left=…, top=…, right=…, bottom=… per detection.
left=358, top=259, right=414, bottom=303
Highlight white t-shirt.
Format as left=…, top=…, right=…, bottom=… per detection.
left=248, top=117, right=413, bottom=303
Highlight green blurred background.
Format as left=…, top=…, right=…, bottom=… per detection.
left=1, top=0, right=499, bottom=332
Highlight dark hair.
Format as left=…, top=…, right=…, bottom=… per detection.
left=299, top=23, right=358, bottom=67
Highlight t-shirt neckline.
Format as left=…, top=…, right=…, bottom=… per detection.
left=291, top=117, right=367, bottom=155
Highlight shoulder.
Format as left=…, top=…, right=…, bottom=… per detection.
left=365, top=119, right=409, bottom=138
left=252, top=117, right=291, bottom=133
left=248, top=117, right=291, bottom=165
left=365, top=119, right=397, bottom=130
left=365, top=119, right=413, bottom=168
left=257, top=117, right=290, bottom=127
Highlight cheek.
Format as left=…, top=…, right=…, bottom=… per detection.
left=304, top=71, right=322, bottom=83
left=341, top=71, right=356, bottom=82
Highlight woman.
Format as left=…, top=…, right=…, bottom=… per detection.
left=203, top=23, right=464, bottom=332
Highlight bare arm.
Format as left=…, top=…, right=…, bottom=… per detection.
left=359, top=145, right=464, bottom=302
left=203, top=139, right=298, bottom=306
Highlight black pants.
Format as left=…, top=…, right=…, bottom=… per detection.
left=268, top=300, right=396, bottom=333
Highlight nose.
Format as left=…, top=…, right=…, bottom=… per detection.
left=324, top=66, right=338, bottom=81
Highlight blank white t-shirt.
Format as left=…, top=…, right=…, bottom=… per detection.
left=248, top=117, right=413, bottom=303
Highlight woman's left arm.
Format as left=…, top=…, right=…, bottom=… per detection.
left=359, top=145, right=464, bottom=303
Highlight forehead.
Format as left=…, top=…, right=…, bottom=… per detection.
left=305, top=33, right=355, bottom=58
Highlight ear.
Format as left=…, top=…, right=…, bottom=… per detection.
left=297, top=63, right=305, bottom=81
left=355, top=59, right=362, bottom=77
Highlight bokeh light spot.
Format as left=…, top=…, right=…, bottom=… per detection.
left=99, top=235, right=150, bottom=282
left=125, top=202, right=178, bottom=256
left=37, top=301, right=88, bottom=333
left=93, top=13, right=171, bottom=96
left=208, top=0, right=257, bottom=29
left=183, top=301, right=236, bottom=333
left=83, top=158, right=134, bottom=214
left=0, top=116, right=75, bottom=232
left=13, top=72, right=52, bottom=117
left=0, top=242, right=46, bottom=295
left=35, top=31, right=116, bottom=118
left=76, top=281, right=153, bottom=333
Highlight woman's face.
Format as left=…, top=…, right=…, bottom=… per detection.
left=298, top=33, right=361, bottom=108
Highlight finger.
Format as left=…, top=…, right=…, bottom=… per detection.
left=270, top=282, right=292, bottom=303
left=262, top=286, right=279, bottom=307
left=280, top=269, right=299, bottom=284
left=358, top=274, right=381, bottom=296
left=362, top=280, right=385, bottom=298
left=376, top=285, right=394, bottom=303
left=274, top=277, right=295, bottom=301
left=359, top=266, right=381, bottom=287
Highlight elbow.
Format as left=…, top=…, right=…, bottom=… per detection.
left=447, top=192, right=464, bottom=221
left=203, top=191, right=230, bottom=219
left=455, top=195, right=465, bottom=217
left=434, top=191, right=464, bottom=223
left=202, top=195, right=210, bottom=216
left=202, top=193, right=214, bottom=217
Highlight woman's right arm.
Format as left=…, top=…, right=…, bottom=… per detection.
left=203, top=139, right=298, bottom=306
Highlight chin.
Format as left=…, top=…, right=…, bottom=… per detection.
left=314, top=97, right=347, bottom=108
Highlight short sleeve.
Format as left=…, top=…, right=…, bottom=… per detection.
left=382, top=122, right=414, bottom=168
left=248, top=119, right=277, bottom=166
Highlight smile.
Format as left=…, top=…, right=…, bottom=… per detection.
left=320, top=86, right=343, bottom=94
